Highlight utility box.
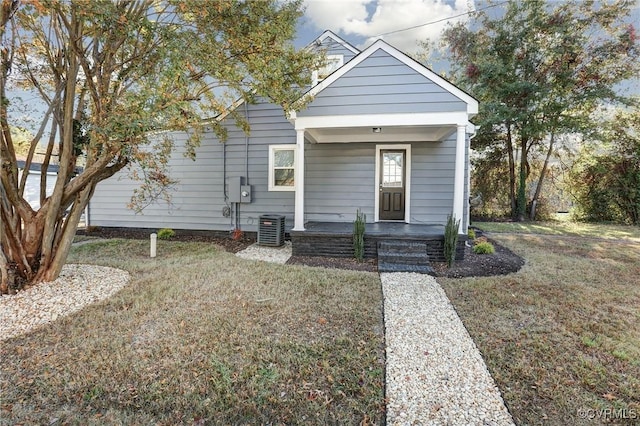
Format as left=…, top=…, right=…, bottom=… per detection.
left=258, top=215, right=285, bottom=247
left=228, top=177, right=252, bottom=203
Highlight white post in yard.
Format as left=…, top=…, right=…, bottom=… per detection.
left=453, top=124, right=466, bottom=233
left=150, top=233, right=157, bottom=258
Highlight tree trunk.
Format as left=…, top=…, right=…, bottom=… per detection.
left=530, top=132, right=556, bottom=220
left=506, top=123, right=517, bottom=217
left=516, top=136, right=529, bottom=221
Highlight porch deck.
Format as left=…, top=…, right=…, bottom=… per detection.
left=290, top=221, right=464, bottom=262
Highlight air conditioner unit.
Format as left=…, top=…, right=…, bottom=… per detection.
left=258, top=215, right=285, bottom=247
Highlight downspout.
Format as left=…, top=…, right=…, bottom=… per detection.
left=244, top=101, right=249, bottom=185
left=467, top=125, right=479, bottom=231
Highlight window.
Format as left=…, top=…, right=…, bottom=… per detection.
left=312, top=54, right=344, bottom=85
left=269, top=145, right=296, bottom=191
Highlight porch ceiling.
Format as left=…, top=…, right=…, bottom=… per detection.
left=306, top=125, right=456, bottom=143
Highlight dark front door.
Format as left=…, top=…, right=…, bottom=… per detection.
left=379, top=150, right=406, bottom=221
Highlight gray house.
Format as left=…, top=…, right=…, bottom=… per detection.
left=89, top=31, right=478, bottom=267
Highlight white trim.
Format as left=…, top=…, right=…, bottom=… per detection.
left=375, top=144, right=411, bottom=223
left=268, top=144, right=297, bottom=192
left=293, top=130, right=306, bottom=231
left=293, top=112, right=470, bottom=129
left=453, top=125, right=466, bottom=233
left=295, top=39, right=478, bottom=117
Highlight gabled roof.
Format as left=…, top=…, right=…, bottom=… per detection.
left=293, top=38, right=478, bottom=117
left=308, top=30, right=360, bottom=54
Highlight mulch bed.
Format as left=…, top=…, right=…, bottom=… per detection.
left=77, top=227, right=524, bottom=278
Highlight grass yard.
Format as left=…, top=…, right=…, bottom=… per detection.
left=0, top=240, right=385, bottom=425
left=441, top=225, right=640, bottom=425
left=473, top=220, right=640, bottom=241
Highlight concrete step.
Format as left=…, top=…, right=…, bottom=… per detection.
left=377, top=240, right=434, bottom=275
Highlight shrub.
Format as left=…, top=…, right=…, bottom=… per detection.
left=353, top=209, right=366, bottom=262
left=473, top=241, right=495, bottom=254
left=157, top=228, right=176, bottom=240
left=467, top=228, right=476, bottom=240
left=444, top=215, right=461, bottom=268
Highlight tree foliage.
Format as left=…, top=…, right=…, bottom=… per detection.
left=0, top=0, right=320, bottom=294
left=570, top=108, right=640, bottom=224
left=440, top=0, right=640, bottom=220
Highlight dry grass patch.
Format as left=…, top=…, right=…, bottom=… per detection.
left=0, top=240, right=385, bottom=425
left=440, top=232, right=640, bottom=425
left=474, top=221, right=640, bottom=241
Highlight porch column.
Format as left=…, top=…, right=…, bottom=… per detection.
left=453, top=124, right=466, bottom=233
left=293, top=129, right=305, bottom=231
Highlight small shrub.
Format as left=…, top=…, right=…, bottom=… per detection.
left=157, top=228, right=176, bottom=240
left=473, top=241, right=495, bottom=254
left=353, top=209, right=366, bottom=262
left=444, top=215, right=461, bottom=267
left=232, top=228, right=243, bottom=241
left=467, top=228, right=476, bottom=240
left=85, top=225, right=101, bottom=233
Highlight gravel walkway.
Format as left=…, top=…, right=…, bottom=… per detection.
left=383, top=272, right=514, bottom=426
left=0, top=264, right=130, bottom=341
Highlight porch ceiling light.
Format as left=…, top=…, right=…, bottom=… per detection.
left=372, top=127, right=382, bottom=133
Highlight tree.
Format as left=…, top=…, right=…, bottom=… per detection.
left=440, top=0, right=640, bottom=220
left=0, top=0, right=320, bottom=294
left=570, top=108, right=640, bottom=224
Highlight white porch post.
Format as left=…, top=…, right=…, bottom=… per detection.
left=293, top=129, right=306, bottom=231
left=453, top=124, right=466, bottom=233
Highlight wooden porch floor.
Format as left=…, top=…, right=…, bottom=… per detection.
left=296, top=221, right=445, bottom=238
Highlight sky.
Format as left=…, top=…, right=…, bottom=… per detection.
left=295, top=0, right=476, bottom=54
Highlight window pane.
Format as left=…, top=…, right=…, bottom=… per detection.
left=274, top=150, right=294, bottom=168
left=383, top=152, right=403, bottom=187
left=274, top=169, right=294, bottom=186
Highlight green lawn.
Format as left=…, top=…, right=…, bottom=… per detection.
left=0, top=240, right=385, bottom=425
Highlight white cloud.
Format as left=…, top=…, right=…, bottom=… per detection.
left=302, top=0, right=475, bottom=53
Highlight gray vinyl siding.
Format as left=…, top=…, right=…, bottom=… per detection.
left=299, top=50, right=466, bottom=117
left=305, top=143, right=376, bottom=222
left=304, top=135, right=466, bottom=226
left=90, top=101, right=297, bottom=232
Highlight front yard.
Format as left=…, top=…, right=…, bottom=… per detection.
left=1, top=222, right=638, bottom=424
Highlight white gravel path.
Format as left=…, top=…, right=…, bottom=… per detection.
left=0, top=264, right=130, bottom=341
left=382, top=272, right=514, bottom=426
left=235, top=241, right=292, bottom=264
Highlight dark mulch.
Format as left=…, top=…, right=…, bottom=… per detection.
left=77, top=227, right=524, bottom=278
left=77, top=227, right=256, bottom=253
left=431, top=237, right=525, bottom=278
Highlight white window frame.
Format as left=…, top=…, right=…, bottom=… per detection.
left=268, top=145, right=297, bottom=191
left=312, top=54, right=344, bottom=86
